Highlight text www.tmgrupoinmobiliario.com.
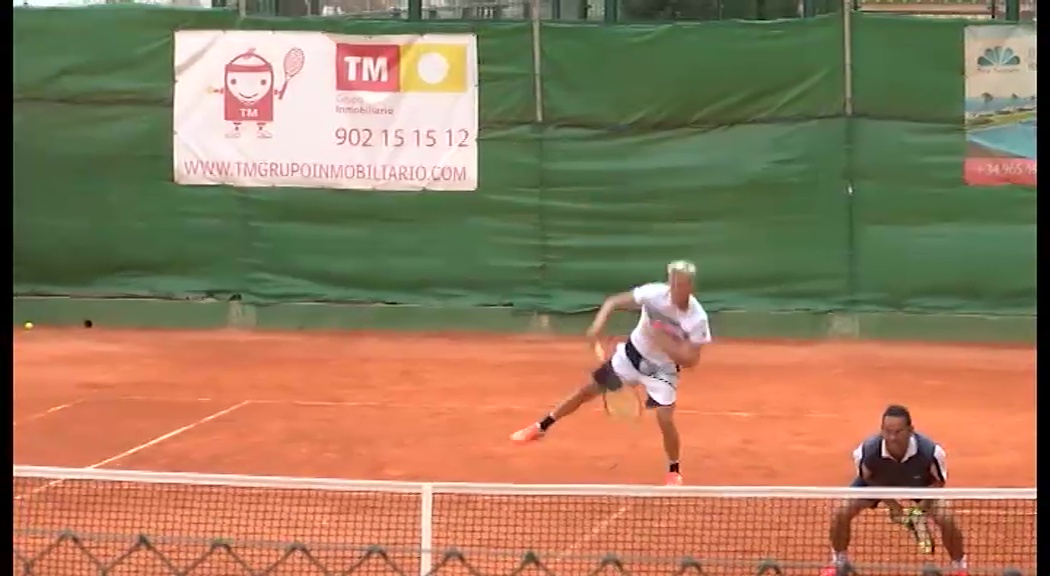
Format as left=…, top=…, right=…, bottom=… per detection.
left=180, top=160, right=470, bottom=184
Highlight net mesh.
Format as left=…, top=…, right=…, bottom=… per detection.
left=12, top=466, right=1036, bottom=576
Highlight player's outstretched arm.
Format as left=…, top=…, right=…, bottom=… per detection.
left=586, top=290, right=642, bottom=341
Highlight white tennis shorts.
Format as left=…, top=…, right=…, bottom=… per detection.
left=609, top=342, right=679, bottom=407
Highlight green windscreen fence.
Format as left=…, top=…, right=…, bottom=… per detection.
left=13, top=7, right=1036, bottom=315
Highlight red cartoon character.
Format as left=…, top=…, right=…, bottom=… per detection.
left=209, top=47, right=305, bottom=139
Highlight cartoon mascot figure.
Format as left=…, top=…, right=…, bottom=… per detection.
left=208, top=46, right=305, bottom=139
left=219, top=48, right=276, bottom=139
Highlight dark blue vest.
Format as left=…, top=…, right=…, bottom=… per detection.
left=859, top=433, right=940, bottom=487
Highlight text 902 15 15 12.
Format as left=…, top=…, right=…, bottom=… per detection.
left=335, top=128, right=473, bottom=148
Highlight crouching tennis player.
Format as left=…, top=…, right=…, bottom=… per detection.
left=509, top=260, right=712, bottom=486
left=822, top=405, right=968, bottom=576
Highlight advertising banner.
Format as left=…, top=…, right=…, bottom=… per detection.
left=963, top=25, right=1037, bottom=187
left=174, top=31, right=479, bottom=191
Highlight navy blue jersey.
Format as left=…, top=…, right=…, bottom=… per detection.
left=852, top=433, right=947, bottom=488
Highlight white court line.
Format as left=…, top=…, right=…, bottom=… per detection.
left=109, top=395, right=840, bottom=419
left=12, top=400, right=85, bottom=427
left=14, top=401, right=250, bottom=500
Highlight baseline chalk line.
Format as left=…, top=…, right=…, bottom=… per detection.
left=14, top=401, right=249, bottom=500
left=13, top=400, right=85, bottom=428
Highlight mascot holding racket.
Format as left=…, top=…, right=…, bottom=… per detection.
left=212, top=47, right=305, bottom=139
left=510, top=260, right=711, bottom=486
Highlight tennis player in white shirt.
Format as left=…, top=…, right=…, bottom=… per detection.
left=510, top=260, right=712, bottom=486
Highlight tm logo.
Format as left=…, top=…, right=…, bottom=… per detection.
left=977, top=46, right=1022, bottom=68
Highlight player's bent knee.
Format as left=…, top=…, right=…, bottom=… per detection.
left=830, top=505, right=851, bottom=525
left=925, top=502, right=955, bottom=525
left=580, top=381, right=602, bottom=396
left=925, top=499, right=950, bottom=512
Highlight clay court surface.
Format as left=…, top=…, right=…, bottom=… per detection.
left=13, top=329, right=1037, bottom=574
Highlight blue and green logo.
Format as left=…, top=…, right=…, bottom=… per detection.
left=977, top=46, right=1022, bottom=67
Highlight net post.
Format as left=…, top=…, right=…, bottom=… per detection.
left=419, top=483, right=434, bottom=576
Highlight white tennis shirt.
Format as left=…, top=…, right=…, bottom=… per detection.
left=627, top=282, right=712, bottom=366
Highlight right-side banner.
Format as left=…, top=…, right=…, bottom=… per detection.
left=964, top=25, right=1037, bottom=187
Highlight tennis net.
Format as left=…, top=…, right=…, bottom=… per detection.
left=13, top=465, right=1035, bottom=576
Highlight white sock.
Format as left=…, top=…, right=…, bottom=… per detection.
left=950, top=556, right=968, bottom=569
left=831, top=550, right=848, bottom=565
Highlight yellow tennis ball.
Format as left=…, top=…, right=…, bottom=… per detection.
left=23, top=322, right=33, bottom=330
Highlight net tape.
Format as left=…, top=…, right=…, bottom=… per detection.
left=13, top=466, right=1036, bottom=576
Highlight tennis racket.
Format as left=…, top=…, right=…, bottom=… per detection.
left=896, top=505, right=935, bottom=555
left=277, top=48, right=305, bottom=100
left=593, top=340, right=643, bottom=421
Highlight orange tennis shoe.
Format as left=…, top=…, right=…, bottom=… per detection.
left=509, top=423, right=544, bottom=444
left=664, top=472, right=683, bottom=486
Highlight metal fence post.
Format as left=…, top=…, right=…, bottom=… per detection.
left=1005, top=0, right=1020, bottom=21
left=408, top=0, right=423, bottom=21
left=531, top=0, right=550, bottom=304
left=843, top=0, right=857, bottom=307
